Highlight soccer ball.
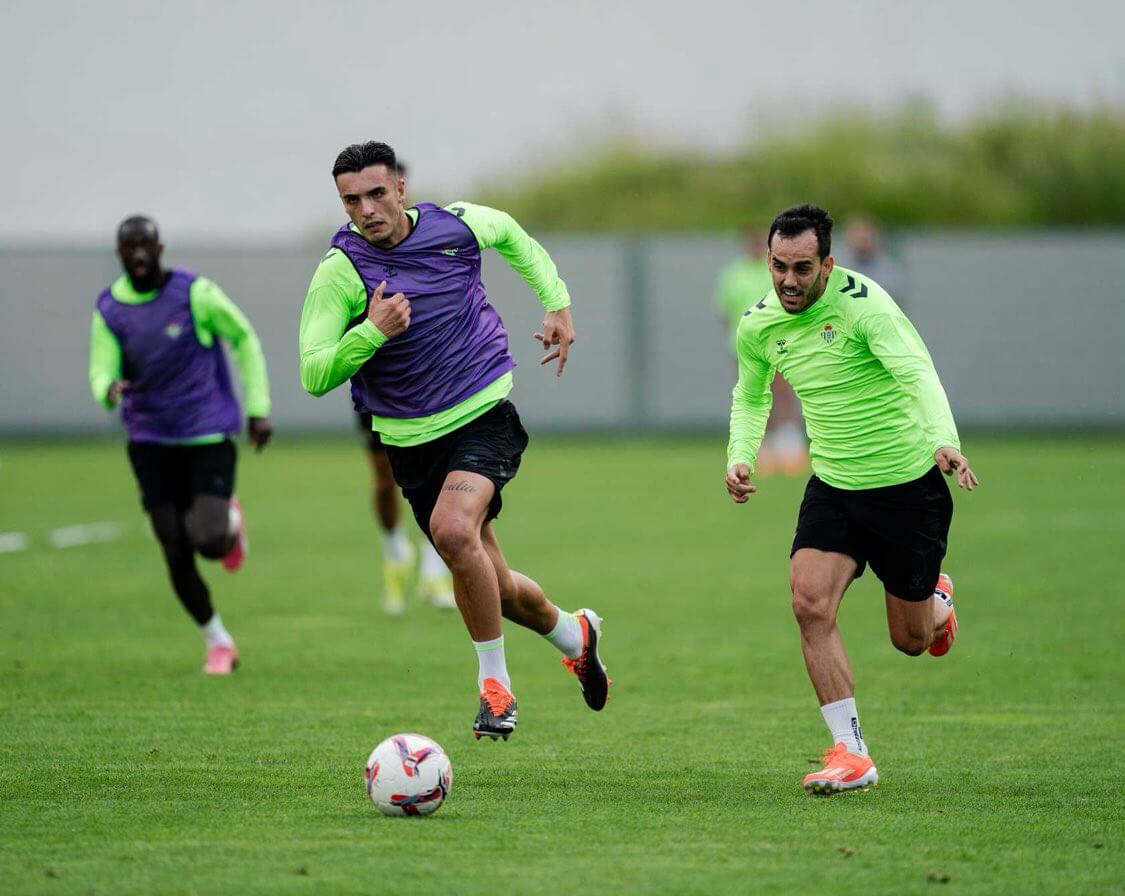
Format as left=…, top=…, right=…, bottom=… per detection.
left=364, top=733, right=453, bottom=817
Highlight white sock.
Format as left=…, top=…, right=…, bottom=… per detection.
left=420, top=540, right=448, bottom=578
left=820, top=697, right=868, bottom=756
left=473, top=635, right=510, bottom=691
left=382, top=527, right=411, bottom=564
left=543, top=608, right=583, bottom=659
left=201, top=613, right=234, bottom=649
left=227, top=501, right=242, bottom=538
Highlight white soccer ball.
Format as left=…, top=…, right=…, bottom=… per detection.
left=364, top=733, right=453, bottom=817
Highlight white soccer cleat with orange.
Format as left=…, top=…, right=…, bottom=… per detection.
left=802, top=743, right=879, bottom=794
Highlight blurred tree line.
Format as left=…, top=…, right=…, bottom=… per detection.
left=479, top=100, right=1125, bottom=231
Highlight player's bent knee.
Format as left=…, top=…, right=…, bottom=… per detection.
left=184, top=515, right=230, bottom=559
left=790, top=588, right=834, bottom=630
left=429, top=514, right=478, bottom=561
left=193, top=531, right=230, bottom=559
left=890, top=629, right=929, bottom=656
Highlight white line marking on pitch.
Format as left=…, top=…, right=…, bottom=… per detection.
left=0, top=532, right=29, bottom=553
left=47, top=521, right=127, bottom=549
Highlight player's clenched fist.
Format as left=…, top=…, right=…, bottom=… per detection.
left=726, top=463, right=757, bottom=503
left=367, top=280, right=411, bottom=338
left=106, top=379, right=130, bottom=407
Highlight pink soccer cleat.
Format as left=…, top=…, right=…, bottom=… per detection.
left=203, top=644, right=239, bottom=675
left=929, top=573, right=957, bottom=657
left=221, top=498, right=248, bottom=572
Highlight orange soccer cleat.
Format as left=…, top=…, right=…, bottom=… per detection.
left=561, top=608, right=611, bottom=711
left=473, top=677, right=517, bottom=741
left=802, top=743, right=879, bottom=795
left=929, top=573, right=957, bottom=657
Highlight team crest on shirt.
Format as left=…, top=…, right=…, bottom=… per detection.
left=164, top=321, right=183, bottom=340
left=821, top=324, right=836, bottom=345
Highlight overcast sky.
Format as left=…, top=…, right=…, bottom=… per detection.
left=1, top=0, right=1121, bottom=244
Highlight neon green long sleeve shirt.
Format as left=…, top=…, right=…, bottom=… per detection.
left=89, top=274, right=271, bottom=431
left=727, top=265, right=959, bottom=490
left=298, top=201, right=570, bottom=446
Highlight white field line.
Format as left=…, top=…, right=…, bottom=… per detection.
left=0, top=531, right=30, bottom=553
left=47, top=521, right=128, bottom=549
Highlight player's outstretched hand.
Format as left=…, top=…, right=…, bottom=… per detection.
left=533, top=307, right=575, bottom=377
left=248, top=417, right=273, bottom=453
left=106, top=379, right=130, bottom=407
left=367, top=280, right=411, bottom=339
left=726, top=463, right=757, bottom=504
left=935, top=446, right=979, bottom=491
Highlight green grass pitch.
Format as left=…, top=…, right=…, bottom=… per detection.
left=1, top=434, right=1122, bottom=894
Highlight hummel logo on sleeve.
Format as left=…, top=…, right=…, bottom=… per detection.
left=840, top=274, right=868, bottom=299
left=743, top=294, right=770, bottom=316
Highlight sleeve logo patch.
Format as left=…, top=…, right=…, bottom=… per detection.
left=840, top=274, right=868, bottom=299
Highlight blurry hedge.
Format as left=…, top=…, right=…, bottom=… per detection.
left=479, top=100, right=1125, bottom=231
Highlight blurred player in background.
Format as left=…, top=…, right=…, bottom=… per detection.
left=88, top=216, right=272, bottom=675
left=713, top=227, right=807, bottom=475
left=299, top=141, right=610, bottom=741
left=350, top=159, right=455, bottom=615
left=843, top=216, right=905, bottom=302
left=726, top=205, right=977, bottom=794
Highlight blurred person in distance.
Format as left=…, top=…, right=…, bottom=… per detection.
left=88, top=216, right=273, bottom=675
left=713, top=226, right=808, bottom=476
left=843, top=216, right=905, bottom=303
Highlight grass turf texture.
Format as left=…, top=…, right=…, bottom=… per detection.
left=1, top=435, right=1122, bottom=895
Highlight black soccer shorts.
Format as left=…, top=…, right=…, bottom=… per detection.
left=790, top=465, right=953, bottom=601
left=126, top=440, right=237, bottom=513
left=385, top=401, right=529, bottom=541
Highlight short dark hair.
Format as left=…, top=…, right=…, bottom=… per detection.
left=332, top=141, right=398, bottom=178
left=117, top=215, right=159, bottom=241
left=768, top=204, right=833, bottom=259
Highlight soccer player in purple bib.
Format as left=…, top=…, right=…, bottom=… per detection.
left=299, top=142, right=610, bottom=740
left=89, top=216, right=273, bottom=675
left=351, top=159, right=455, bottom=616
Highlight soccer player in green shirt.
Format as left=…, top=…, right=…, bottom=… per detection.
left=89, top=216, right=272, bottom=674
left=299, top=141, right=610, bottom=740
left=725, top=205, right=978, bottom=794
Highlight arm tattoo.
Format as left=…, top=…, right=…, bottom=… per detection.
left=443, top=481, right=477, bottom=493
